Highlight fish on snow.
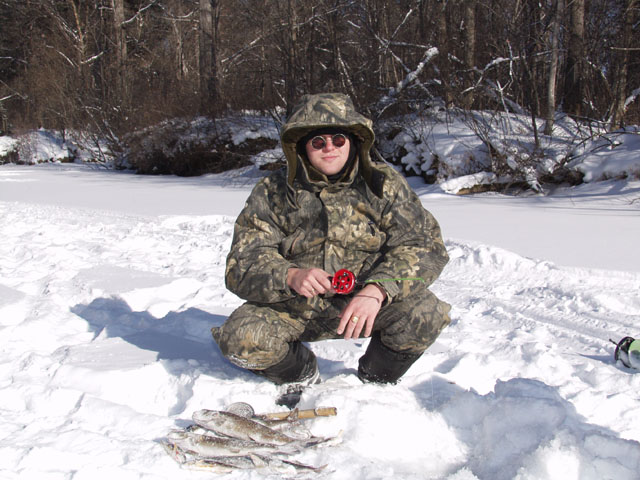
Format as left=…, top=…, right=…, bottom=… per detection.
left=192, top=409, right=327, bottom=446
left=165, top=430, right=312, bottom=457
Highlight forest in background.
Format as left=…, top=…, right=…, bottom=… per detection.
left=1, top=0, right=638, bottom=136
left=0, top=0, right=638, bottom=190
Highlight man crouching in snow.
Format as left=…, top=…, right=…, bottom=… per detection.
left=212, top=93, right=451, bottom=403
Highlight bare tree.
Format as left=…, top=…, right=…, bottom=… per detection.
left=610, top=0, right=638, bottom=128
left=1, top=0, right=639, bottom=135
left=284, top=0, right=299, bottom=111
left=544, top=0, right=564, bottom=135
left=563, top=0, right=585, bottom=118
left=199, top=0, right=221, bottom=113
left=112, top=0, right=127, bottom=95
left=462, top=0, right=477, bottom=109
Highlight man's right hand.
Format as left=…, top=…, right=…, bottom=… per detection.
left=287, top=267, right=334, bottom=298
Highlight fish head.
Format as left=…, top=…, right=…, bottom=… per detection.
left=192, top=409, right=223, bottom=424
left=166, top=430, right=189, bottom=441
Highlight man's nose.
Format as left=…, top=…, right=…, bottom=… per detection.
left=323, top=138, right=337, bottom=150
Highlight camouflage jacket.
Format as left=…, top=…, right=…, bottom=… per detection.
left=225, top=93, right=449, bottom=305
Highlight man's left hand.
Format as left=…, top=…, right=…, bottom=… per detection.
left=337, top=284, right=386, bottom=339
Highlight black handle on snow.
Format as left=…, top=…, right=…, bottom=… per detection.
left=610, top=336, right=638, bottom=369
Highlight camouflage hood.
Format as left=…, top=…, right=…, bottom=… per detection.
left=281, top=93, right=380, bottom=195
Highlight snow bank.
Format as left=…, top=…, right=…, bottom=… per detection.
left=569, top=126, right=640, bottom=182
left=379, top=110, right=640, bottom=191
left=440, top=172, right=498, bottom=194
left=378, top=112, right=489, bottom=181
left=0, top=134, right=18, bottom=157
left=0, top=129, right=112, bottom=165
left=17, top=129, right=72, bottom=163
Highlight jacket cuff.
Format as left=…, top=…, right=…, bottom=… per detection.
left=377, top=281, right=399, bottom=304
left=369, top=283, right=390, bottom=306
left=275, top=262, right=297, bottom=296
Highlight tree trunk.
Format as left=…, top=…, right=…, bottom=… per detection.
left=462, top=0, right=477, bottom=109
left=168, top=5, right=188, bottom=80
left=283, top=0, right=298, bottom=114
left=66, top=0, right=89, bottom=90
left=544, top=0, right=563, bottom=135
left=563, top=0, right=585, bottom=118
left=199, top=0, right=220, bottom=114
left=432, top=0, right=453, bottom=107
left=112, top=0, right=127, bottom=95
left=610, top=0, right=637, bottom=129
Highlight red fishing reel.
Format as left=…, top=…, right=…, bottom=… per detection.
left=332, top=268, right=356, bottom=294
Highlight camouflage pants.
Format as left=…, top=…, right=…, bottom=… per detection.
left=212, top=282, right=451, bottom=371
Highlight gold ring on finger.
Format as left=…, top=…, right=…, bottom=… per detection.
left=351, top=316, right=360, bottom=324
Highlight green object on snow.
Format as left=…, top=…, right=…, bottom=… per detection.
left=628, top=339, right=640, bottom=369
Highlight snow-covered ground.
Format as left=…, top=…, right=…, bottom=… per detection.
left=1, top=163, right=639, bottom=479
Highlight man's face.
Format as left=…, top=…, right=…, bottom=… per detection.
left=305, top=133, right=351, bottom=176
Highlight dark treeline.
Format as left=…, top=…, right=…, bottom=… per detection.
left=0, top=0, right=638, bottom=138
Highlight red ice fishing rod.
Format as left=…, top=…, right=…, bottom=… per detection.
left=331, top=268, right=426, bottom=294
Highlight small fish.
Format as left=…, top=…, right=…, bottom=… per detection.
left=161, top=440, right=188, bottom=464
left=192, top=409, right=302, bottom=446
left=187, top=453, right=327, bottom=473
left=166, top=430, right=306, bottom=457
left=164, top=441, right=327, bottom=473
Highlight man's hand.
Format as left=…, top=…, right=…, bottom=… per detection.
left=337, top=284, right=386, bottom=339
left=287, top=267, right=333, bottom=298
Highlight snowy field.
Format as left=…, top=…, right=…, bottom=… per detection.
left=1, top=163, right=640, bottom=479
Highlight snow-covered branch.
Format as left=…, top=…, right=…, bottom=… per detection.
left=376, top=46, right=439, bottom=113
left=624, top=87, right=640, bottom=109
left=121, top=1, right=159, bottom=26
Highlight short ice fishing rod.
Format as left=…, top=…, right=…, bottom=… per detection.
left=331, top=268, right=425, bottom=295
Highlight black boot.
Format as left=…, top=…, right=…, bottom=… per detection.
left=358, top=332, right=423, bottom=384
left=252, top=341, right=318, bottom=384
left=251, top=342, right=319, bottom=409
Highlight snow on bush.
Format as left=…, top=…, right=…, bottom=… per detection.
left=121, top=115, right=281, bottom=176
left=441, top=172, right=499, bottom=194
left=0, top=129, right=72, bottom=164
left=2, top=108, right=639, bottom=189
left=0, top=129, right=112, bottom=165
left=0, top=135, right=18, bottom=163
left=377, top=110, right=490, bottom=183
left=378, top=108, right=640, bottom=192
left=568, top=126, right=640, bottom=182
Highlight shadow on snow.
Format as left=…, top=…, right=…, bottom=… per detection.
left=70, top=297, right=247, bottom=380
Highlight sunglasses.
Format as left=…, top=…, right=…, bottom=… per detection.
left=309, top=134, right=347, bottom=150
